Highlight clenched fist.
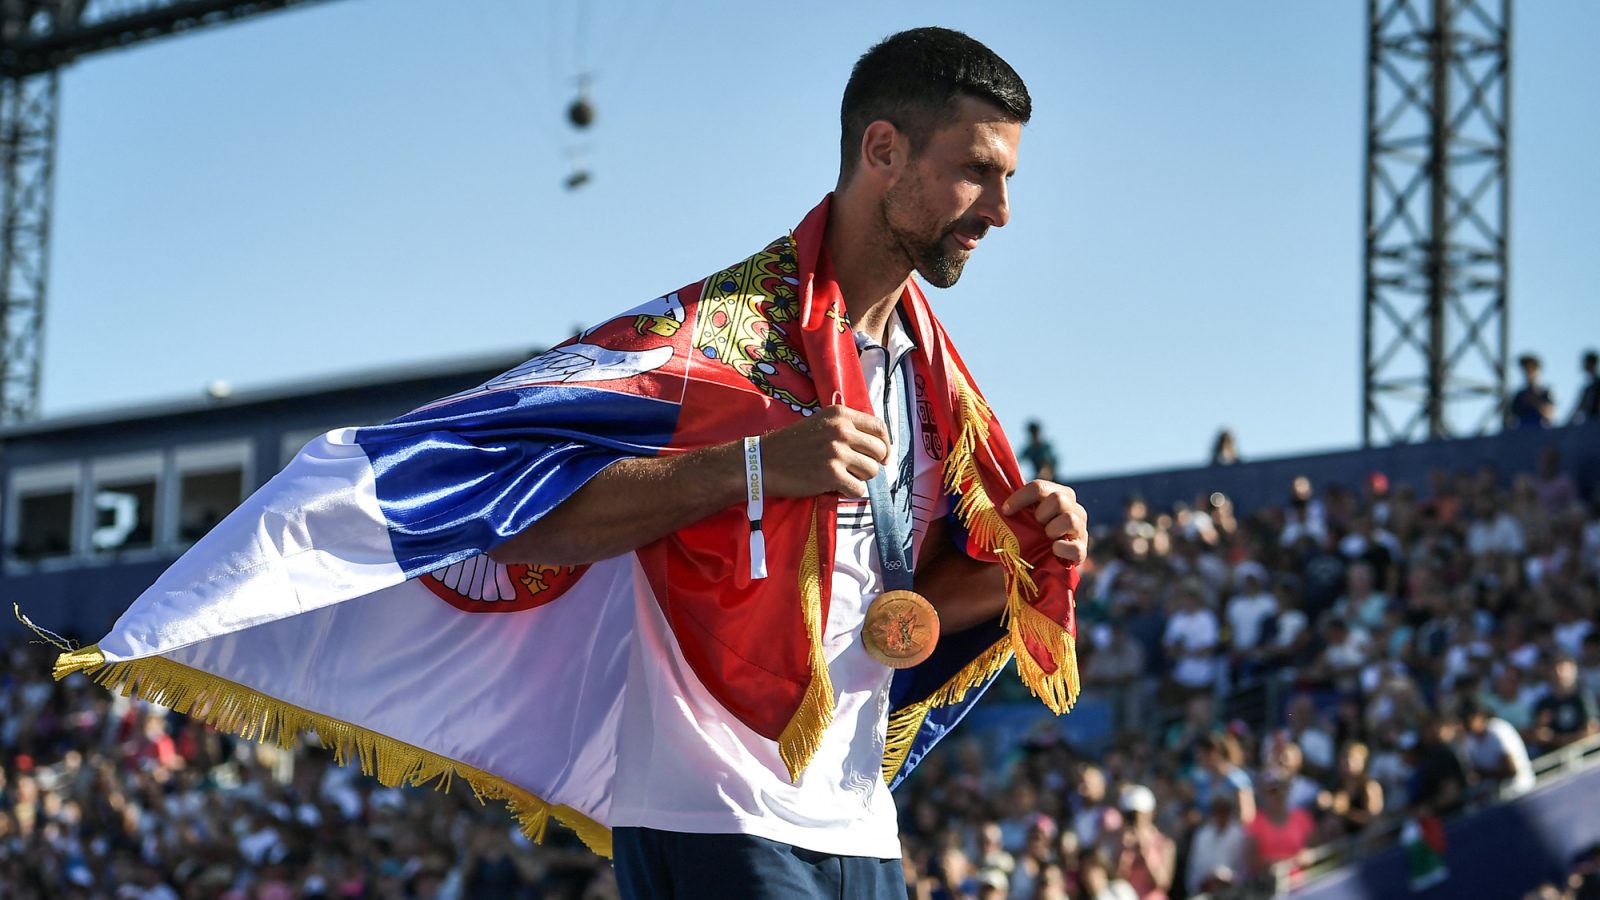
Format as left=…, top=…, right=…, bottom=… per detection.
left=1001, top=480, right=1089, bottom=564
left=760, top=405, right=890, bottom=499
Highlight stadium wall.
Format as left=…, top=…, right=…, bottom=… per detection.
left=1066, top=420, right=1600, bottom=527
left=1293, top=761, right=1600, bottom=900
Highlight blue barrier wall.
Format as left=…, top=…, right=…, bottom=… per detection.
left=1065, top=420, right=1600, bottom=525
left=1294, top=762, right=1600, bottom=900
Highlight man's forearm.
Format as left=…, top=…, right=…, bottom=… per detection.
left=488, top=442, right=745, bottom=566
left=915, top=517, right=1008, bottom=633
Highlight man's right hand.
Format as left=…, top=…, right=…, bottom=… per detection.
left=761, top=405, right=890, bottom=499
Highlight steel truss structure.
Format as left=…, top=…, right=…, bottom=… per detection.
left=1363, top=0, right=1511, bottom=444
left=0, top=0, right=330, bottom=424
left=0, top=70, right=54, bottom=424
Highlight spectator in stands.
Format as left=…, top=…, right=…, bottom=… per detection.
left=1330, top=561, right=1389, bottom=631
left=1260, top=584, right=1312, bottom=671
left=1071, top=765, right=1111, bottom=848
left=1269, top=695, right=1337, bottom=780
left=1123, top=586, right=1168, bottom=720
left=1184, top=795, right=1245, bottom=897
left=1243, top=769, right=1315, bottom=877
left=1364, top=471, right=1393, bottom=527
left=1466, top=493, right=1527, bottom=557
left=1569, top=350, right=1599, bottom=425
left=933, top=844, right=978, bottom=900
left=1537, top=447, right=1581, bottom=515
left=1281, top=476, right=1328, bottom=548
left=1076, top=849, right=1137, bottom=900
left=1190, top=734, right=1255, bottom=825
left=1338, top=515, right=1400, bottom=595
left=976, top=821, right=1016, bottom=881
left=975, top=868, right=1009, bottom=900
left=1306, top=618, right=1371, bottom=694
left=1460, top=699, right=1536, bottom=797
left=1324, top=741, right=1384, bottom=837
left=1553, top=600, right=1593, bottom=658
left=1265, top=740, right=1320, bottom=811
left=1225, top=572, right=1277, bottom=660
left=1296, top=537, right=1349, bottom=626
left=1210, top=429, right=1239, bottom=467
left=1481, top=664, right=1538, bottom=733
left=1532, top=656, right=1600, bottom=754
left=1579, top=634, right=1600, bottom=701
left=1564, top=842, right=1600, bottom=900
left=1020, top=420, right=1058, bottom=482
left=1084, top=621, right=1147, bottom=732
left=1008, top=813, right=1057, bottom=900
left=1162, top=578, right=1219, bottom=702
left=1507, top=354, right=1556, bottom=430
left=1420, top=468, right=1462, bottom=528
left=1409, top=718, right=1467, bottom=816
left=1111, top=785, right=1174, bottom=900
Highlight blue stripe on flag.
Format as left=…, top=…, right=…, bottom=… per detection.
left=356, top=385, right=680, bottom=577
left=888, top=667, right=1004, bottom=791
left=887, top=615, right=1009, bottom=788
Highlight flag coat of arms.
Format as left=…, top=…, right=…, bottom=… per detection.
left=51, top=197, right=1078, bottom=857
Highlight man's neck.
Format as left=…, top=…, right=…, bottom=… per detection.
left=825, top=190, right=912, bottom=345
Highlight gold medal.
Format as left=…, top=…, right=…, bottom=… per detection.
left=862, top=589, right=940, bottom=669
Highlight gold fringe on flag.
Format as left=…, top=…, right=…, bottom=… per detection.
left=778, top=500, right=836, bottom=783
left=943, top=369, right=1080, bottom=716
left=881, top=703, right=932, bottom=784
left=882, top=370, right=1083, bottom=786
left=53, top=646, right=614, bottom=858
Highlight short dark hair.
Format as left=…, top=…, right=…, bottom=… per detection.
left=840, top=28, right=1031, bottom=180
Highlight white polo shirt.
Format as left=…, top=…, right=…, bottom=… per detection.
left=608, top=310, right=947, bottom=859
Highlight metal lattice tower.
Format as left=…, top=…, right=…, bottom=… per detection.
left=0, top=70, right=55, bottom=423
left=0, top=1, right=333, bottom=424
left=1363, top=0, right=1511, bottom=444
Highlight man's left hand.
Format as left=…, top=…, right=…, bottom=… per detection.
left=1000, top=480, right=1088, bottom=564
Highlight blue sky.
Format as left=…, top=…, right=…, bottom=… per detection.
left=42, top=0, right=1600, bottom=477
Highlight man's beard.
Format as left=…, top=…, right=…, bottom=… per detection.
left=881, top=182, right=988, bottom=289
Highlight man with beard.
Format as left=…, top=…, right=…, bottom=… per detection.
left=490, top=28, right=1086, bottom=900
left=54, top=26, right=1085, bottom=900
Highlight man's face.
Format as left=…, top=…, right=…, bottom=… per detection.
left=880, top=95, right=1020, bottom=288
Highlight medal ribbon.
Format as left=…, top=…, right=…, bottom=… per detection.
left=865, top=351, right=917, bottom=593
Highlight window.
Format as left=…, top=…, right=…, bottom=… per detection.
left=175, top=442, right=252, bottom=543
left=8, top=463, right=81, bottom=562
left=90, top=455, right=161, bottom=554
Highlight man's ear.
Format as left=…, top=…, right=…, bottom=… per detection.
left=859, top=119, right=905, bottom=182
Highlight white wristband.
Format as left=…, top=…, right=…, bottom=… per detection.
left=744, top=436, right=767, bottom=580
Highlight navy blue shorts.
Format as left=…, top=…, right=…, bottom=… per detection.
left=612, top=827, right=906, bottom=900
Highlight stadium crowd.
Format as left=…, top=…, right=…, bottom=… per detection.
left=0, top=638, right=616, bottom=899
left=895, top=442, right=1600, bottom=900
left=2, top=431, right=1597, bottom=898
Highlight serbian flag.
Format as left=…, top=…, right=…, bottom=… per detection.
left=48, top=197, right=1077, bottom=857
